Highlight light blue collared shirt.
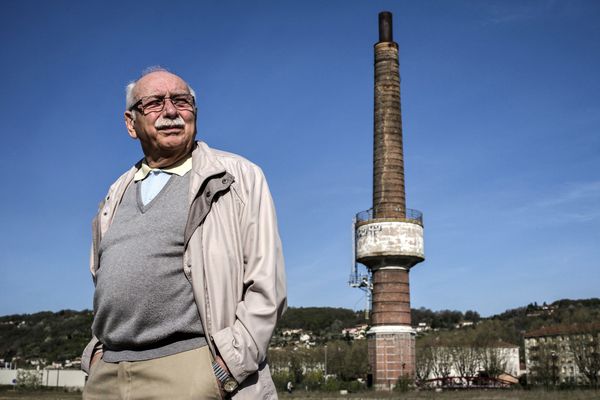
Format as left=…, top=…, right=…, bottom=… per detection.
left=133, top=157, right=192, bottom=205
left=140, top=170, right=173, bottom=205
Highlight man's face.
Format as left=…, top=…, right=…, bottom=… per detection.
left=125, top=71, right=196, bottom=166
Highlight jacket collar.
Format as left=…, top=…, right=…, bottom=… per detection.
left=189, top=141, right=227, bottom=201
left=119, top=141, right=224, bottom=205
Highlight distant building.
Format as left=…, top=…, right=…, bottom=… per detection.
left=282, top=328, right=304, bottom=336
left=524, top=322, right=600, bottom=386
left=415, top=322, right=431, bottom=333
left=342, top=325, right=368, bottom=340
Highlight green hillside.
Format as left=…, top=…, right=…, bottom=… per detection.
left=0, top=310, right=92, bottom=366
left=1, top=298, right=598, bottom=366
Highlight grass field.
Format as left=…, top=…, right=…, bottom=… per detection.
left=0, top=387, right=598, bottom=400
left=287, top=390, right=600, bottom=399
left=0, top=387, right=80, bottom=400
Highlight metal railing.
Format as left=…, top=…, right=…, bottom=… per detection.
left=355, top=207, right=423, bottom=225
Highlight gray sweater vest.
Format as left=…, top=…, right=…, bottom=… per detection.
left=92, top=172, right=206, bottom=362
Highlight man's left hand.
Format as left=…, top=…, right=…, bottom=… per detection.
left=214, top=355, right=230, bottom=398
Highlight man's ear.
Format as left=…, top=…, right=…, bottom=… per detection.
left=125, top=111, right=138, bottom=139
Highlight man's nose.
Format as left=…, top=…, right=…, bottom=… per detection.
left=162, top=98, right=178, bottom=117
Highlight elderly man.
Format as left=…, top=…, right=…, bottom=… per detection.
left=81, top=68, right=286, bottom=400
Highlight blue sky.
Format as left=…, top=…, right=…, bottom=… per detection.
left=1, top=1, right=598, bottom=317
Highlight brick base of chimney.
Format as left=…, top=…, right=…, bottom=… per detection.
left=367, top=328, right=415, bottom=390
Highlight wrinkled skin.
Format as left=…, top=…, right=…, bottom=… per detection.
left=124, top=71, right=197, bottom=168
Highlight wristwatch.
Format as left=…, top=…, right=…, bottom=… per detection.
left=212, top=360, right=239, bottom=393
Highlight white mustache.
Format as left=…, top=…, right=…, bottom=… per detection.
left=155, top=116, right=185, bottom=129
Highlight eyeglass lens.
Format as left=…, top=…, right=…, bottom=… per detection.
left=141, top=95, right=194, bottom=113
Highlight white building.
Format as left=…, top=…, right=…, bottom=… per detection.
left=418, top=341, right=520, bottom=387
left=524, top=323, right=600, bottom=386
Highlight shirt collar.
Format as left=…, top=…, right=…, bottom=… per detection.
left=134, top=155, right=192, bottom=181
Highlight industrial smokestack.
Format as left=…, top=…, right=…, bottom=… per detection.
left=378, top=11, right=393, bottom=42
left=353, top=11, right=425, bottom=391
left=373, top=11, right=406, bottom=219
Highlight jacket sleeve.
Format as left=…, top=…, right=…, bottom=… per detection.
left=211, top=165, right=287, bottom=383
left=81, top=336, right=103, bottom=374
left=81, top=240, right=104, bottom=374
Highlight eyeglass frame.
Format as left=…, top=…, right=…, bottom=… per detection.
left=129, top=94, right=196, bottom=115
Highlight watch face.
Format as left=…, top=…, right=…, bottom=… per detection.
left=223, top=378, right=238, bottom=393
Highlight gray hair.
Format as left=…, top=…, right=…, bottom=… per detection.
left=125, top=66, right=197, bottom=113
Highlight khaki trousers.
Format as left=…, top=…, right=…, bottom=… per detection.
left=83, top=346, right=222, bottom=400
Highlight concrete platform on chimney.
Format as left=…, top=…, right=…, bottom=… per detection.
left=356, top=220, right=424, bottom=269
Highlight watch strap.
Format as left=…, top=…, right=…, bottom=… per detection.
left=212, top=360, right=230, bottom=382
left=212, top=360, right=239, bottom=393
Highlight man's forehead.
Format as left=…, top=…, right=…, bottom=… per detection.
left=134, top=71, right=190, bottom=97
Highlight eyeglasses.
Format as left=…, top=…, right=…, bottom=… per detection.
left=130, top=94, right=195, bottom=115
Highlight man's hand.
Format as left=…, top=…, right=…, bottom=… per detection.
left=214, top=355, right=231, bottom=398
left=90, top=349, right=103, bottom=370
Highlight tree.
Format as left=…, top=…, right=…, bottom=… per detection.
left=271, top=370, right=294, bottom=392
left=451, top=345, right=480, bottom=386
left=302, top=369, right=325, bottom=391
left=431, top=345, right=453, bottom=386
left=340, top=340, right=368, bottom=380
left=480, top=346, right=508, bottom=380
left=464, top=310, right=481, bottom=323
left=529, top=343, right=558, bottom=387
left=415, top=340, right=434, bottom=385
left=570, top=331, right=600, bottom=387
left=324, top=340, right=367, bottom=381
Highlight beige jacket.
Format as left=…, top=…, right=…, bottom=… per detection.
left=82, top=141, right=287, bottom=399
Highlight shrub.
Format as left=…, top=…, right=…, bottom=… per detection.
left=271, top=370, right=294, bottom=392
left=322, top=376, right=342, bottom=391
left=394, top=374, right=413, bottom=392
left=303, top=369, right=325, bottom=390
left=16, top=369, right=42, bottom=389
